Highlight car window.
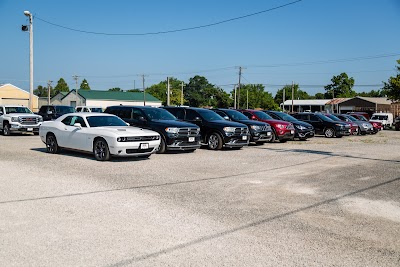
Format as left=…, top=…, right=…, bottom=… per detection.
left=268, top=112, right=280, bottom=120
left=86, top=115, right=128, bottom=127
left=61, top=116, right=73, bottom=125
left=76, top=107, right=82, bottom=112
left=185, top=109, right=200, bottom=120
left=118, top=108, right=132, bottom=119
left=131, top=108, right=144, bottom=120
left=309, top=114, right=320, bottom=122
left=225, top=110, right=249, bottom=120
left=242, top=111, right=253, bottom=119
left=62, top=116, right=87, bottom=127
left=142, top=108, right=177, bottom=120
left=215, top=110, right=227, bottom=118
left=39, top=106, right=47, bottom=113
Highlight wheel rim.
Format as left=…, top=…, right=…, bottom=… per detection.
left=325, top=129, right=334, bottom=137
left=47, top=136, right=56, bottom=152
left=4, top=125, right=9, bottom=135
left=208, top=134, right=219, bottom=149
left=95, top=141, right=107, bottom=159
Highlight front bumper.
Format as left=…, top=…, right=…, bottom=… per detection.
left=277, top=130, right=295, bottom=141
left=9, top=123, right=40, bottom=133
left=295, top=129, right=314, bottom=139
left=109, top=140, right=160, bottom=157
left=336, top=128, right=351, bottom=136
left=250, top=130, right=272, bottom=142
left=166, top=135, right=201, bottom=151
left=223, top=134, right=250, bottom=147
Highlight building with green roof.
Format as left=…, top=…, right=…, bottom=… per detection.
left=53, top=89, right=161, bottom=108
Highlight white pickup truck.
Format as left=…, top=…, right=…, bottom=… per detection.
left=0, top=105, right=43, bottom=135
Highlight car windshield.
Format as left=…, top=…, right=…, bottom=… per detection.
left=371, top=115, right=388, bottom=120
left=5, top=107, right=32, bottom=114
left=318, top=114, right=334, bottom=122
left=225, top=110, right=249, bottom=120
left=198, top=109, right=224, bottom=121
left=143, top=108, right=177, bottom=120
left=326, top=114, right=341, bottom=121
left=357, top=115, right=368, bottom=121
left=254, top=111, right=272, bottom=120
left=344, top=115, right=357, bottom=121
left=91, top=108, right=103, bottom=113
left=86, top=115, right=128, bottom=127
left=55, top=106, right=75, bottom=113
left=273, top=112, right=297, bottom=122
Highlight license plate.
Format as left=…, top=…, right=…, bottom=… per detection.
left=290, top=130, right=294, bottom=134
left=140, top=143, right=149, bottom=149
left=242, top=135, right=248, bottom=140
left=188, top=137, right=195, bottom=142
left=267, top=132, right=271, bottom=136
left=27, top=128, right=33, bottom=131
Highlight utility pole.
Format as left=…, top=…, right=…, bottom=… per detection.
left=181, top=82, right=184, bottom=106
left=23, top=11, right=34, bottom=111
left=167, top=77, right=170, bottom=106
left=237, top=67, right=243, bottom=109
left=332, top=89, right=335, bottom=113
left=282, top=86, right=286, bottom=112
left=234, top=84, right=237, bottom=109
left=47, top=80, right=53, bottom=105
left=73, top=75, right=79, bottom=106
left=134, top=80, right=136, bottom=90
left=141, top=74, right=146, bottom=106
left=291, top=81, right=294, bottom=113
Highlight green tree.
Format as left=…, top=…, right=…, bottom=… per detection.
left=108, top=87, right=123, bottom=92
left=357, top=90, right=384, bottom=97
left=126, top=89, right=141, bottom=93
left=146, top=77, right=186, bottom=106
left=53, top=78, right=69, bottom=96
left=80, top=79, right=90, bottom=90
left=274, top=84, right=310, bottom=106
left=34, top=85, right=49, bottom=97
left=184, top=75, right=211, bottom=107
left=382, top=59, right=400, bottom=101
left=233, top=84, right=278, bottom=110
left=324, top=73, right=356, bottom=98
left=314, top=92, right=325, bottom=99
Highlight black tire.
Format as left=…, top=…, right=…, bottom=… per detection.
left=324, top=128, right=335, bottom=138
left=93, top=138, right=111, bottom=161
left=207, top=132, right=223, bottom=150
left=269, top=130, right=276, bottom=143
left=156, top=137, right=166, bottom=154
left=46, top=134, right=60, bottom=154
left=3, top=123, right=11, bottom=136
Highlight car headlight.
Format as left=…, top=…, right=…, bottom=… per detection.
left=335, top=124, right=344, bottom=127
left=250, top=125, right=261, bottom=130
left=275, top=124, right=285, bottom=129
left=165, top=127, right=179, bottom=134
left=11, top=117, right=19, bottom=122
left=295, top=125, right=306, bottom=130
left=117, top=137, right=127, bottom=142
left=38, top=116, right=43, bottom=122
left=223, top=127, right=236, bottom=133
left=362, top=123, right=371, bottom=128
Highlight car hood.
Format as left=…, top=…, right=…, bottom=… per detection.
left=150, top=119, right=199, bottom=128
left=208, top=120, right=248, bottom=128
left=260, top=119, right=290, bottom=125
left=235, top=119, right=269, bottom=127
left=5, top=113, right=40, bottom=117
left=94, top=126, right=159, bottom=136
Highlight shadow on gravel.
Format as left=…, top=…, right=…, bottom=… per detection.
left=30, top=148, right=152, bottom=162
left=104, top=176, right=400, bottom=267
left=253, top=147, right=400, bottom=164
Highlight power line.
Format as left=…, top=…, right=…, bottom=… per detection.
left=34, top=0, right=302, bottom=36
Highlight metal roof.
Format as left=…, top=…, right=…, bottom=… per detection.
left=282, top=99, right=331, bottom=106
left=62, top=89, right=161, bottom=102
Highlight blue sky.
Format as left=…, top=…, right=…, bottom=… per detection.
left=1, top=0, right=399, bottom=96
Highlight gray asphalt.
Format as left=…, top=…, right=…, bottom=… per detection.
left=1, top=131, right=400, bottom=266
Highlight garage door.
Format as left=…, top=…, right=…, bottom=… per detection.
left=1, top=98, right=29, bottom=106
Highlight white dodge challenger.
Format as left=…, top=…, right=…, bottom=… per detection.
left=39, top=113, right=161, bottom=161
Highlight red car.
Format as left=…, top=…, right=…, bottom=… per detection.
left=322, top=113, right=358, bottom=135
left=350, top=114, right=383, bottom=132
left=238, top=109, right=295, bottom=143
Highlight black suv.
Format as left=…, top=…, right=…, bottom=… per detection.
left=104, top=106, right=201, bottom=153
left=292, top=112, right=351, bottom=138
left=162, top=107, right=250, bottom=150
left=264, top=111, right=314, bottom=140
left=38, top=105, right=75, bottom=121
left=211, top=108, right=272, bottom=144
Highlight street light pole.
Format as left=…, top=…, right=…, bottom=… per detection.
left=24, top=11, right=33, bottom=111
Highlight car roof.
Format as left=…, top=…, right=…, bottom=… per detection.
left=64, top=112, right=115, bottom=117
left=107, top=105, right=159, bottom=110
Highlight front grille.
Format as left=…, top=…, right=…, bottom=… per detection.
left=178, top=128, right=199, bottom=136
left=19, top=117, right=39, bottom=125
left=234, top=127, right=248, bottom=135
left=260, top=125, right=271, bottom=132
left=126, top=148, right=154, bottom=154
left=344, top=125, right=351, bottom=129
left=125, top=136, right=159, bottom=142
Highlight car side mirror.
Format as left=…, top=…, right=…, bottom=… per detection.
left=47, top=111, right=53, bottom=115
left=138, top=116, right=147, bottom=122
left=194, top=117, right=202, bottom=122
left=223, top=116, right=230, bottom=120
left=0, top=111, right=3, bottom=116
left=73, top=123, right=82, bottom=129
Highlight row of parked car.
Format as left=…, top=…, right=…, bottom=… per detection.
left=0, top=104, right=398, bottom=161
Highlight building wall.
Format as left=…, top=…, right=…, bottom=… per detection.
left=61, top=93, right=86, bottom=107
left=86, top=100, right=162, bottom=109
left=0, top=84, right=39, bottom=111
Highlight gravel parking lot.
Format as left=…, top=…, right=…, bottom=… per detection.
left=1, top=131, right=400, bottom=266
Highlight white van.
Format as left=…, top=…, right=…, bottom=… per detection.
left=75, top=106, right=103, bottom=113
left=370, top=112, right=394, bottom=129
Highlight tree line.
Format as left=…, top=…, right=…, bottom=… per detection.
left=34, top=59, right=400, bottom=108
